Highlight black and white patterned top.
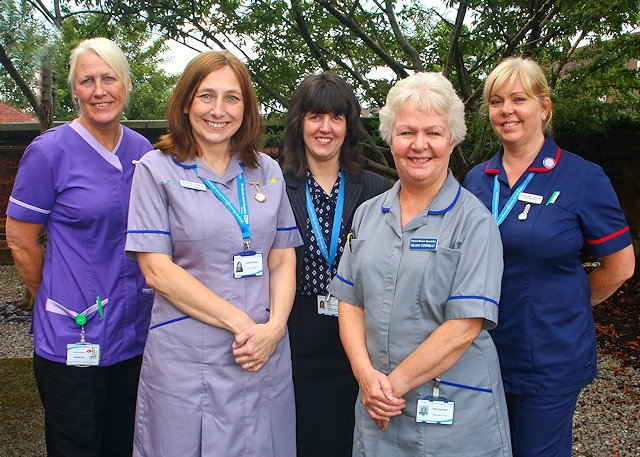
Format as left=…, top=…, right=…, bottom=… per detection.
left=300, top=169, right=346, bottom=296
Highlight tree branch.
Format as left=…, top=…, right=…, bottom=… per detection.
left=0, top=43, right=40, bottom=114
left=316, top=0, right=409, bottom=78
left=381, top=0, right=423, bottom=72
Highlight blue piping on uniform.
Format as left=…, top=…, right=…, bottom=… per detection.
left=438, top=378, right=493, bottom=393
left=127, top=229, right=171, bottom=236
left=334, top=274, right=354, bottom=287
left=149, top=315, right=191, bottom=330
left=171, top=156, right=197, bottom=169
left=428, top=184, right=461, bottom=215
left=449, top=295, right=499, bottom=307
left=277, top=226, right=298, bottom=231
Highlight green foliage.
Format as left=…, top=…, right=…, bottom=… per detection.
left=52, top=12, right=177, bottom=121
left=4, top=1, right=640, bottom=174
left=0, top=0, right=54, bottom=111
left=0, top=0, right=177, bottom=121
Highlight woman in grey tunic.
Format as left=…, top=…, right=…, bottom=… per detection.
left=328, top=73, right=512, bottom=457
left=125, top=51, right=302, bottom=457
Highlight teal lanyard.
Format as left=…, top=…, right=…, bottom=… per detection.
left=492, top=171, right=535, bottom=226
left=305, top=171, right=345, bottom=269
left=201, top=171, right=251, bottom=241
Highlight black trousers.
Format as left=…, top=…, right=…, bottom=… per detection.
left=33, top=353, right=142, bottom=457
left=289, top=293, right=358, bottom=457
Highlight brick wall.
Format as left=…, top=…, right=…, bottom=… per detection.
left=0, top=148, right=24, bottom=263
left=1, top=124, right=638, bottom=264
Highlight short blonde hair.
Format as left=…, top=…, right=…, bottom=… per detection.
left=68, top=37, right=131, bottom=106
left=483, top=57, right=553, bottom=132
left=379, top=72, right=466, bottom=146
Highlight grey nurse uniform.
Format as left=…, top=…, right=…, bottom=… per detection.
left=329, top=171, right=512, bottom=457
left=126, top=150, right=302, bottom=457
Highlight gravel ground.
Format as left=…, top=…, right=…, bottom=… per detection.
left=0, top=265, right=638, bottom=455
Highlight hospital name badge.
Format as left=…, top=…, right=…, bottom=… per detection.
left=410, top=238, right=438, bottom=251
left=416, top=397, right=454, bottom=425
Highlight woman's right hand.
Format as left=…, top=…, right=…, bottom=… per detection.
left=357, top=367, right=406, bottom=429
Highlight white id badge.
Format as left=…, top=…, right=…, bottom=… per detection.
left=66, top=343, right=100, bottom=367
left=416, top=397, right=454, bottom=424
left=317, top=295, right=339, bottom=316
left=233, top=252, right=264, bottom=278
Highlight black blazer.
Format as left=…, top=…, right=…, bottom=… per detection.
left=284, top=169, right=391, bottom=283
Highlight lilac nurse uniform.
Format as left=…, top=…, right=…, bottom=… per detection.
left=125, top=149, right=302, bottom=457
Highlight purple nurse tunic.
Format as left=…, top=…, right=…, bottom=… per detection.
left=125, top=149, right=302, bottom=457
left=6, top=121, right=154, bottom=365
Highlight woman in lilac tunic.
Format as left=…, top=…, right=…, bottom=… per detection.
left=125, top=51, right=302, bottom=457
left=6, top=38, right=154, bottom=457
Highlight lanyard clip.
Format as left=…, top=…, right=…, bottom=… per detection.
left=243, top=239, right=252, bottom=252
left=432, top=376, right=442, bottom=399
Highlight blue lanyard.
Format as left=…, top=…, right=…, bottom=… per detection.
left=492, top=171, right=535, bottom=226
left=201, top=172, right=250, bottom=240
left=305, top=171, right=345, bottom=269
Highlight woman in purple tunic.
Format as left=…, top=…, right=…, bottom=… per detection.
left=6, top=38, right=154, bottom=457
left=125, top=51, right=302, bottom=457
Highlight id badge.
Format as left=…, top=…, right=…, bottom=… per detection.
left=66, top=343, right=100, bottom=367
left=233, top=251, right=264, bottom=278
left=317, top=295, right=339, bottom=316
left=416, top=397, right=454, bottom=425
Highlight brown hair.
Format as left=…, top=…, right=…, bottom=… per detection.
left=155, top=50, right=263, bottom=167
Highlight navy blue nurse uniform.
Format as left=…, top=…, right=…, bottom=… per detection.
left=464, top=135, right=632, bottom=397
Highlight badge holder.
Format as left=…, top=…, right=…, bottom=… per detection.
left=234, top=239, right=264, bottom=279
left=66, top=297, right=102, bottom=367
left=317, top=293, right=339, bottom=316
left=416, top=376, right=454, bottom=425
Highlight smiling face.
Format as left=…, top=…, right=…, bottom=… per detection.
left=488, top=75, right=550, bottom=154
left=390, top=101, right=454, bottom=191
left=302, top=112, right=347, bottom=167
left=74, top=52, right=130, bottom=131
left=188, top=65, right=245, bottom=155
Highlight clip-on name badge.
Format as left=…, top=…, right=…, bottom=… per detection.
left=317, top=294, right=339, bottom=316
left=416, top=376, right=454, bottom=425
left=234, top=240, right=263, bottom=279
left=66, top=297, right=103, bottom=367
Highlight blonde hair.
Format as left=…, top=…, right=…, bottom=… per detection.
left=483, top=57, right=553, bottom=132
left=379, top=72, right=466, bottom=146
left=68, top=37, right=131, bottom=106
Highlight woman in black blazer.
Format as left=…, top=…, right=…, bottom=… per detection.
left=282, top=71, right=390, bottom=457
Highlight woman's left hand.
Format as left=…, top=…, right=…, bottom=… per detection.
left=232, top=321, right=284, bottom=371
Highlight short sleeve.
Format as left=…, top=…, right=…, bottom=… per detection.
left=263, top=158, right=302, bottom=249
left=6, top=138, right=55, bottom=224
left=578, top=164, right=632, bottom=257
left=327, top=206, right=365, bottom=308
left=444, top=197, right=504, bottom=330
left=125, top=152, right=173, bottom=258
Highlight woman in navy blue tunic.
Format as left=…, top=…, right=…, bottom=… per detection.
left=464, top=57, right=635, bottom=457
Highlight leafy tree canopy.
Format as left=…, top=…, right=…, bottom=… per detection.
left=2, top=1, right=639, bottom=171
left=76, top=0, right=640, bottom=170
left=0, top=0, right=176, bottom=123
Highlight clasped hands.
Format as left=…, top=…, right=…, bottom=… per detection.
left=358, top=368, right=406, bottom=431
left=232, top=321, right=283, bottom=372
